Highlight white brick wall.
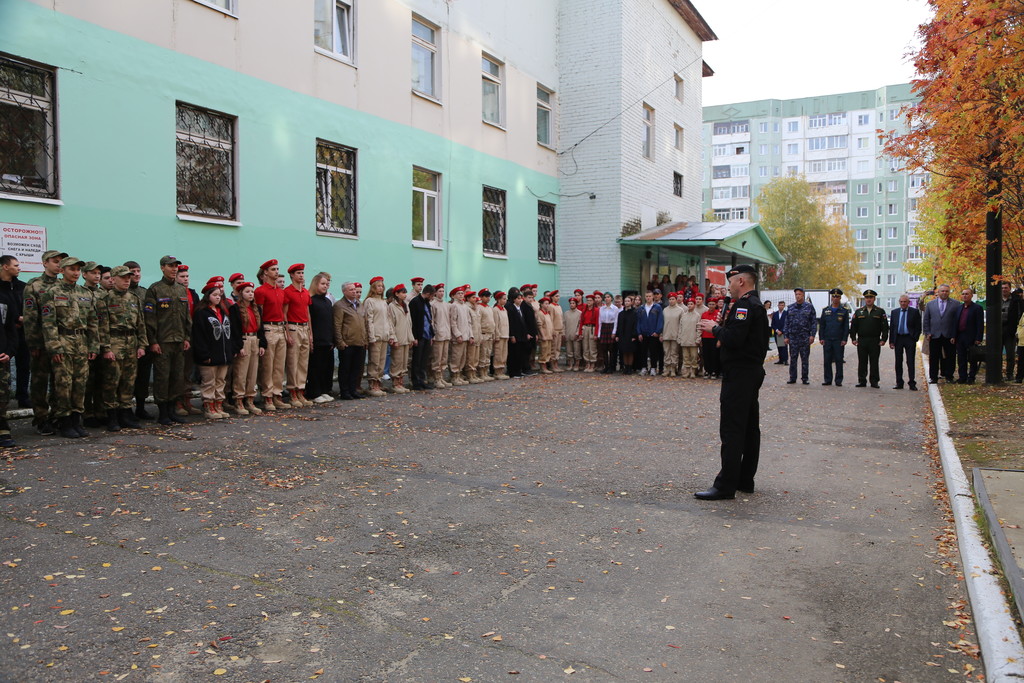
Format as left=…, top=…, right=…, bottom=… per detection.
left=556, top=0, right=707, bottom=293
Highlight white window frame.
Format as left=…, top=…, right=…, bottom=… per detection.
left=758, top=166, right=768, bottom=178
left=673, top=124, right=684, bottom=151
left=674, top=74, right=684, bottom=101
left=315, top=139, right=357, bottom=236
left=538, top=201, right=556, bottom=263
left=856, top=183, right=868, bottom=195
left=887, top=226, right=898, bottom=239
left=886, top=273, right=897, bottom=286
left=536, top=84, right=554, bottom=147
left=857, top=114, right=870, bottom=126
left=191, top=0, right=238, bottom=16
left=856, top=206, right=869, bottom=217
left=481, top=54, right=504, bottom=127
left=713, top=144, right=728, bottom=157
left=887, top=179, right=898, bottom=192
left=176, top=102, right=237, bottom=221
left=411, top=16, right=439, bottom=99
left=887, top=203, right=898, bottom=216
left=786, top=143, right=799, bottom=155
left=787, top=120, right=799, bottom=132
left=758, top=122, right=768, bottom=133
left=855, top=229, right=868, bottom=241
left=411, top=167, right=441, bottom=248
left=314, top=0, right=355, bottom=63
left=642, top=103, right=655, bottom=159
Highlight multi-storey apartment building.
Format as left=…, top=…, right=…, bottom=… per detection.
left=1, top=0, right=720, bottom=296
left=702, top=84, right=928, bottom=307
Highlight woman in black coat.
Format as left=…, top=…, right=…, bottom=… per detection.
left=306, top=272, right=336, bottom=402
left=615, top=295, right=638, bottom=374
left=191, top=283, right=241, bottom=419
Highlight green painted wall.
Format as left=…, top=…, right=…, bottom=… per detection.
left=0, top=1, right=559, bottom=292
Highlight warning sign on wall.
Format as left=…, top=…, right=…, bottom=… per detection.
left=0, top=222, right=47, bottom=272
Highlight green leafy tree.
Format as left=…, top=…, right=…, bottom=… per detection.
left=755, top=176, right=861, bottom=292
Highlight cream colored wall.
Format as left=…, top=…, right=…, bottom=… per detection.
left=37, top=0, right=557, bottom=174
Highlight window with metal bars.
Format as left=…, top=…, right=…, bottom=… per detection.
left=482, top=186, right=506, bottom=255
left=176, top=102, right=236, bottom=219
left=316, top=140, right=357, bottom=236
left=0, top=54, right=57, bottom=199
left=537, top=201, right=555, bottom=262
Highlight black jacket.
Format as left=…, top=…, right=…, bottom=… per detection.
left=507, top=303, right=528, bottom=344
left=408, top=294, right=432, bottom=341
left=888, top=306, right=922, bottom=341
left=957, top=301, right=985, bottom=345
left=522, top=302, right=539, bottom=337
left=309, top=294, right=335, bottom=347
left=0, top=282, right=18, bottom=358
left=715, top=291, right=769, bottom=368
left=191, top=306, right=241, bottom=366
left=616, top=308, right=637, bottom=352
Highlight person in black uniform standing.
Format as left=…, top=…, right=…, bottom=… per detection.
left=850, top=289, right=889, bottom=388
left=694, top=264, right=770, bottom=501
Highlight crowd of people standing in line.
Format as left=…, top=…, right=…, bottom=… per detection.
left=0, top=252, right=741, bottom=447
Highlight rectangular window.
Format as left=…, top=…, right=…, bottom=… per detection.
left=887, top=226, right=898, bottom=239
left=875, top=251, right=882, bottom=266
left=808, top=114, right=826, bottom=129
left=856, top=159, right=870, bottom=172
left=536, top=85, right=553, bottom=146
left=889, top=108, right=899, bottom=120
left=176, top=102, right=236, bottom=219
left=857, top=136, right=869, bottom=149
left=908, top=245, right=922, bottom=260
left=758, top=166, right=768, bottom=178
left=642, top=104, right=654, bottom=159
left=759, top=144, right=768, bottom=155
left=857, top=114, right=870, bottom=126
left=773, top=122, right=780, bottom=132
left=909, top=274, right=924, bottom=284
left=888, top=203, right=898, bottom=216
left=856, top=183, right=868, bottom=195
left=735, top=145, right=747, bottom=155
left=878, top=182, right=883, bottom=193
left=411, top=167, right=440, bottom=246
left=537, top=201, right=556, bottom=262
left=482, top=55, right=503, bottom=125
left=877, top=205, right=883, bottom=216
left=877, top=275, right=882, bottom=285
left=807, top=135, right=848, bottom=150
left=482, top=186, right=506, bottom=255
left=674, top=75, right=684, bottom=101
left=713, top=144, right=729, bottom=157
left=828, top=113, right=846, bottom=125
left=712, top=165, right=730, bottom=179
left=412, top=17, right=438, bottom=97
left=887, top=273, right=897, bottom=285
left=712, top=185, right=749, bottom=200
left=712, top=120, right=749, bottom=135
left=0, top=55, right=58, bottom=199
left=193, top=0, right=237, bottom=14
left=314, top=0, right=354, bottom=61
left=858, top=251, right=868, bottom=263
left=787, top=165, right=798, bottom=176
left=856, top=206, right=869, bottom=217
left=773, top=166, right=780, bottom=176
left=714, top=208, right=749, bottom=220
left=672, top=172, right=683, bottom=198
left=876, top=228, right=883, bottom=239
left=674, top=124, right=684, bottom=151
left=758, top=122, right=768, bottom=133
left=826, top=159, right=846, bottom=172
left=315, top=139, right=357, bottom=235
left=807, top=160, right=824, bottom=173
left=786, top=143, right=799, bottom=155
left=855, top=229, right=868, bottom=241
left=909, top=174, right=928, bottom=188
left=731, top=165, right=749, bottom=177
left=887, top=179, right=898, bottom=192
left=773, top=144, right=780, bottom=154
left=787, top=120, right=799, bottom=132
left=887, top=250, right=898, bottom=262
left=908, top=197, right=918, bottom=211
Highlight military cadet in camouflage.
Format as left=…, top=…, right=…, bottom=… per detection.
left=783, top=287, right=817, bottom=385
left=81, top=261, right=109, bottom=427
left=850, top=288, right=889, bottom=388
left=38, top=257, right=100, bottom=439
left=22, top=248, right=66, bottom=435
left=101, top=266, right=149, bottom=431
left=125, top=260, right=154, bottom=420
left=144, top=255, right=192, bottom=425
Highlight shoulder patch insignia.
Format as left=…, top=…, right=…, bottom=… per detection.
left=735, top=308, right=748, bottom=320
left=41, top=305, right=52, bottom=317
left=24, top=297, right=34, bottom=309
left=144, top=302, right=155, bottom=313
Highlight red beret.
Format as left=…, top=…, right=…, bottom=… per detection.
left=177, top=264, right=189, bottom=272
left=478, top=289, right=492, bottom=297
left=494, top=290, right=506, bottom=298
left=549, top=290, right=559, bottom=296
left=568, top=297, right=579, bottom=304
left=540, top=297, right=551, bottom=304
left=410, top=276, right=425, bottom=283
left=229, top=272, right=244, bottom=282
left=592, top=290, right=603, bottom=297
left=584, top=294, right=595, bottom=300
left=236, top=281, right=254, bottom=290
left=520, top=284, right=531, bottom=291
left=434, top=283, right=445, bottom=290
left=259, top=259, right=278, bottom=271
left=531, top=284, right=539, bottom=290
left=464, top=290, right=477, bottom=298
left=574, top=288, right=584, bottom=295
left=370, top=276, right=384, bottom=284
left=354, top=282, right=363, bottom=288
left=393, top=283, right=407, bottom=293
left=201, top=282, right=221, bottom=294
left=668, top=291, right=678, bottom=297
left=206, top=276, right=224, bottom=285
left=288, top=263, right=304, bottom=274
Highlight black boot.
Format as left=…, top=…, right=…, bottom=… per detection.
left=157, top=402, right=173, bottom=426
left=59, top=415, right=80, bottom=439
left=106, top=409, right=122, bottom=432
left=73, top=413, right=88, bottom=437
left=118, top=408, right=140, bottom=429
left=135, top=400, right=154, bottom=420
left=83, top=415, right=102, bottom=428
left=165, top=402, right=187, bottom=424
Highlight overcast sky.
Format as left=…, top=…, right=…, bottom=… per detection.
left=696, top=0, right=932, bottom=106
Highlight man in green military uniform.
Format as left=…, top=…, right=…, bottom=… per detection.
left=38, top=256, right=100, bottom=438
left=81, top=262, right=109, bottom=427
left=850, top=289, right=889, bottom=388
left=22, top=248, right=67, bottom=435
left=125, top=260, right=154, bottom=420
left=101, top=266, right=148, bottom=431
left=144, top=255, right=192, bottom=425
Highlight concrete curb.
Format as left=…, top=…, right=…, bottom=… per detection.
left=928, top=383, right=1024, bottom=681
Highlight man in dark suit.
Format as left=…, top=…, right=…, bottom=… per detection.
left=520, top=290, right=539, bottom=375
left=888, top=294, right=922, bottom=390
left=408, top=284, right=434, bottom=390
left=954, top=287, right=985, bottom=384
left=770, top=301, right=788, bottom=365
left=506, top=289, right=530, bottom=378
left=922, top=284, right=962, bottom=383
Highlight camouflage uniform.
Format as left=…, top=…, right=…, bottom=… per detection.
left=783, top=299, right=817, bottom=383
left=22, top=271, right=59, bottom=426
left=129, top=280, right=153, bottom=413
left=102, top=275, right=148, bottom=410
left=144, top=275, right=192, bottom=404
left=82, top=273, right=109, bottom=422
left=38, top=275, right=99, bottom=419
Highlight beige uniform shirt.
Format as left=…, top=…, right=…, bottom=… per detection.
left=661, top=304, right=683, bottom=342
left=550, top=305, right=564, bottom=334
left=468, top=301, right=482, bottom=341
left=493, top=306, right=509, bottom=338
left=388, top=301, right=414, bottom=345
left=563, top=308, right=582, bottom=340
left=450, top=299, right=472, bottom=341
left=538, top=310, right=554, bottom=340
left=478, top=303, right=495, bottom=341
left=430, top=299, right=451, bottom=341
left=363, top=296, right=393, bottom=343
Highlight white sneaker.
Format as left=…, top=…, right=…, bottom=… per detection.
left=313, top=394, right=332, bottom=404
left=382, top=373, right=391, bottom=381
left=650, top=369, right=658, bottom=377
left=640, top=368, right=648, bottom=376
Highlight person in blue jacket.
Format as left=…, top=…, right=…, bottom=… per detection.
left=817, top=288, right=850, bottom=386
left=635, top=289, right=664, bottom=375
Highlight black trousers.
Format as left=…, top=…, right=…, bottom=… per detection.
left=1003, top=331, right=1018, bottom=378
left=305, top=345, right=335, bottom=397
left=928, top=336, right=955, bottom=381
left=14, top=328, right=29, bottom=401
left=701, top=338, right=720, bottom=375
left=892, top=334, right=917, bottom=387
left=338, top=346, right=365, bottom=398
left=714, top=365, right=765, bottom=494
left=857, top=340, right=881, bottom=385
left=641, top=336, right=662, bottom=370
left=507, top=338, right=530, bottom=377
left=134, top=350, right=154, bottom=407
left=955, top=339, right=980, bottom=382
left=410, top=338, right=432, bottom=388
left=821, top=339, right=844, bottom=384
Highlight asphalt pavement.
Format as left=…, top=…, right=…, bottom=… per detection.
left=0, top=346, right=979, bottom=682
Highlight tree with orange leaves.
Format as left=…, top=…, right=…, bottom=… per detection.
left=885, top=0, right=1024, bottom=382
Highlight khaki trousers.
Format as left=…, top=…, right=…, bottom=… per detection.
left=682, top=345, right=699, bottom=369
left=566, top=337, right=582, bottom=364
left=232, top=335, right=260, bottom=398
left=367, top=340, right=388, bottom=381
left=259, top=324, right=286, bottom=398
left=477, top=338, right=493, bottom=372
left=493, top=339, right=508, bottom=372
left=199, top=365, right=228, bottom=401
left=662, top=340, right=679, bottom=372
left=390, top=344, right=410, bottom=378
left=581, top=326, right=598, bottom=362
left=466, top=342, right=480, bottom=376
left=550, top=332, right=563, bottom=364
left=539, top=340, right=552, bottom=364
left=432, top=339, right=450, bottom=377
left=449, top=340, right=467, bottom=375
left=286, top=323, right=311, bottom=390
